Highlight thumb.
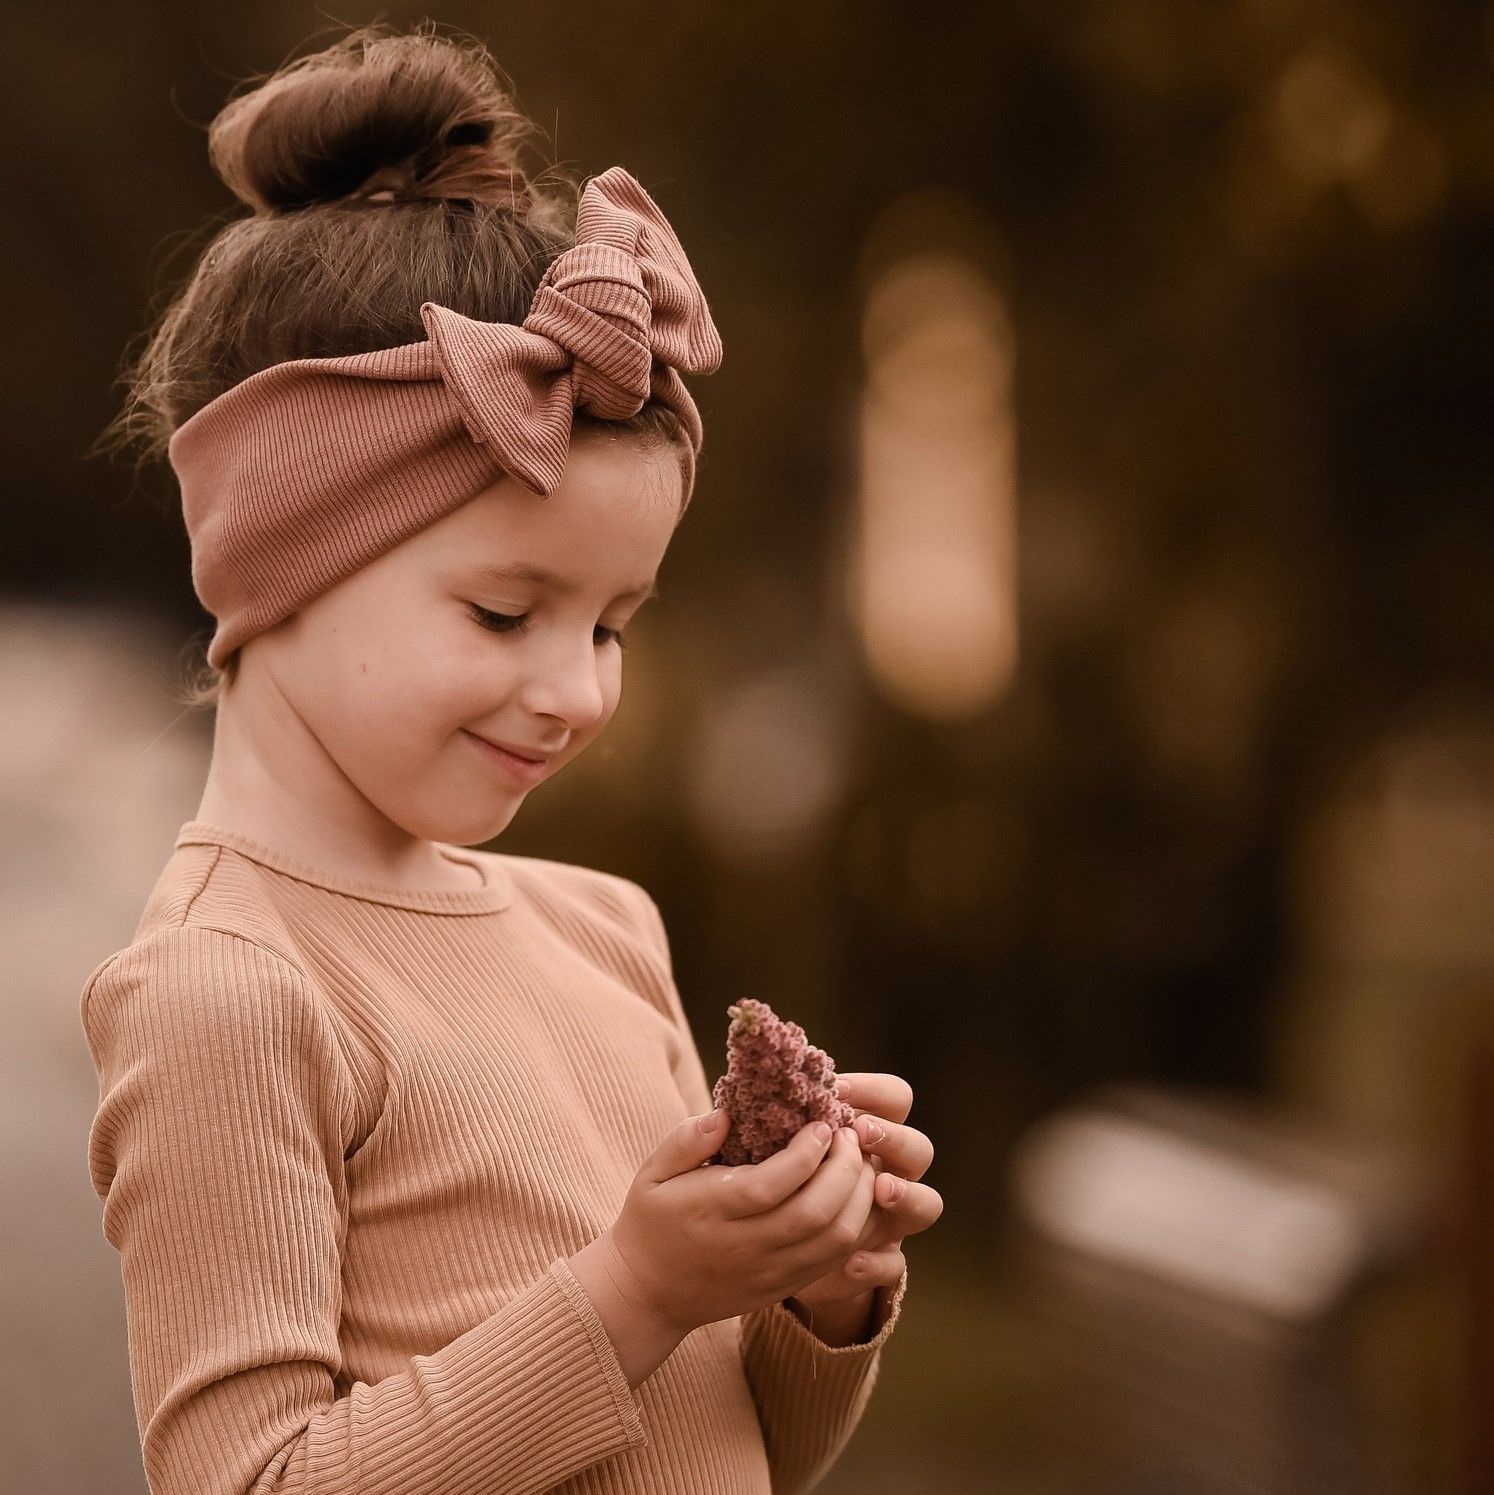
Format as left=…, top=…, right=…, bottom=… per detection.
left=650, top=1107, right=729, bottom=1180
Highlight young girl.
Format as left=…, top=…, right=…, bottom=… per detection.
left=80, top=21, right=934, bottom=1495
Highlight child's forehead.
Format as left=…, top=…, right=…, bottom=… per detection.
left=433, top=458, right=681, bottom=579
left=462, top=558, right=660, bottom=602
left=464, top=440, right=681, bottom=525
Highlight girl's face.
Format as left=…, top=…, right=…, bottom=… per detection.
left=244, top=430, right=681, bottom=848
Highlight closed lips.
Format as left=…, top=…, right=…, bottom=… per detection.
left=472, top=734, right=547, bottom=762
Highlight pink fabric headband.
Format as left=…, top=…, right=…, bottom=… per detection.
left=167, top=165, right=724, bottom=669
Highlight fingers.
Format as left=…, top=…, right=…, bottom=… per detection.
left=777, top=1127, right=871, bottom=1246
left=871, top=1174, right=943, bottom=1238
left=812, top=1143, right=877, bottom=1253
left=835, top=1072, right=913, bottom=1124
left=715, top=1117, right=840, bottom=1218
left=848, top=1169, right=943, bottom=1260
left=771, top=1133, right=876, bottom=1271
left=844, top=1244, right=906, bottom=1289
left=850, top=1112, right=934, bottom=1182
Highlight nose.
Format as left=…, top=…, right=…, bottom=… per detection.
left=517, top=631, right=610, bottom=732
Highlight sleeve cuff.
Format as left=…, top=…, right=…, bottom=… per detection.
left=773, top=1266, right=909, bottom=1355
left=544, top=1256, right=649, bottom=1449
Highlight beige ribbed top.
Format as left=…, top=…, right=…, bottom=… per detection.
left=80, top=820, right=907, bottom=1495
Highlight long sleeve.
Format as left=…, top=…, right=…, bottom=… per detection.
left=81, top=925, right=648, bottom=1495
left=622, top=883, right=909, bottom=1495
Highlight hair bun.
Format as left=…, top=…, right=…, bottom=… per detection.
left=208, top=23, right=537, bottom=215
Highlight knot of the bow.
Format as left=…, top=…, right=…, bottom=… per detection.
left=419, top=165, right=723, bottom=495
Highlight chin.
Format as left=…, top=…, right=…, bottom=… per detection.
left=413, top=792, right=520, bottom=848
left=475, top=798, right=526, bottom=840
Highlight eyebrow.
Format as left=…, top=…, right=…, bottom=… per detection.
left=468, top=561, right=660, bottom=602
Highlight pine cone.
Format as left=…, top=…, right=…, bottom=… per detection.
left=707, top=998, right=855, bottom=1166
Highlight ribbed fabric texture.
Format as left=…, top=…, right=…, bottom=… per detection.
left=80, top=821, right=907, bottom=1495
left=166, top=165, right=724, bottom=670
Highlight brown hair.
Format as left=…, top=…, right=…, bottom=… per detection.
left=98, top=19, right=691, bottom=711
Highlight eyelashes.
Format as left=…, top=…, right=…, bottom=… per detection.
left=464, top=603, right=626, bottom=649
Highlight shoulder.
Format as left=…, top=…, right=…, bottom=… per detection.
left=80, top=839, right=323, bottom=1032
left=493, top=854, right=695, bottom=1039
left=113, top=838, right=309, bottom=970
left=80, top=923, right=321, bottom=1038
left=79, top=922, right=360, bottom=1114
left=497, top=852, right=669, bottom=959
left=497, top=850, right=653, bottom=922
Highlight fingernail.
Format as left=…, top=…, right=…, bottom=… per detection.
left=813, top=1121, right=832, bottom=1144
left=835, top=1077, right=850, bottom=1098
left=699, top=1109, right=722, bottom=1131
left=889, top=1178, right=906, bottom=1201
left=857, top=1116, right=884, bottom=1144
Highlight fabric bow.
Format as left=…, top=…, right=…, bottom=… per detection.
left=419, top=165, right=723, bottom=496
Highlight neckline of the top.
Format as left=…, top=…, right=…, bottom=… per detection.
left=173, top=820, right=516, bottom=914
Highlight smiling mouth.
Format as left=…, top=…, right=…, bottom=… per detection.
left=493, top=741, right=544, bottom=762
left=465, top=729, right=545, bottom=760
left=464, top=730, right=555, bottom=781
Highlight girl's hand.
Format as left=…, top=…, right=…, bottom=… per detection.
left=784, top=1072, right=941, bottom=1335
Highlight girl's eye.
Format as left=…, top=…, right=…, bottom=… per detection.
left=467, top=604, right=529, bottom=635
left=465, top=604, right=626, bottom=649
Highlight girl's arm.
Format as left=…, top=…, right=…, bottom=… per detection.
left=620, top=881, right=908, bottom=1495
left=81, top=926, right=650, bottom=1495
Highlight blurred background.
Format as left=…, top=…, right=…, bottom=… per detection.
left=4, top=3, right=1491, bottom=1492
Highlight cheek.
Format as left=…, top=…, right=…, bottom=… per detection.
left=397, top=604, right=491, bottom=695
left=335, top=620, right=472, bottom=745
